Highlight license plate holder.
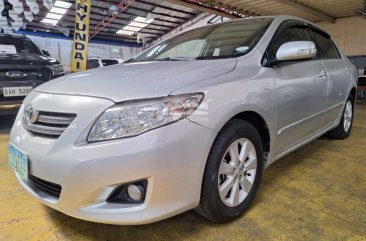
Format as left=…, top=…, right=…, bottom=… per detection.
left=3, top=86, right=33, bottom=97
left=8, top=143, right=29, bottom=182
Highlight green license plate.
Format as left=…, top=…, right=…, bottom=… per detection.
left=8, top=143, right=29, bottom=182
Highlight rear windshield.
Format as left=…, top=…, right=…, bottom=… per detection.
left=102, top=59, right=119, bottom=66
left=131, top=18, right=273, bottom=62
left=0, top=36, right=43, bottom=55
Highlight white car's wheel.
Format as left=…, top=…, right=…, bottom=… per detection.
left=195, top=119, right=263, bottom=223
left=328, top=95, right=354, bottom=139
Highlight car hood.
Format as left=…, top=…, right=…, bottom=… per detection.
left=0, top=53, right=59, bottom=65
left=35, top=59, right=237, bottom=102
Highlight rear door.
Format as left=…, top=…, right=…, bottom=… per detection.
left=266, top=21, right=328, bottom=154
left=310, top=29, right=350, bottom=124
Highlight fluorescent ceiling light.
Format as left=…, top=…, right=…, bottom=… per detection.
left=129, top=22, right=148, bottom=28
left=134, top=16, right=154, bottom=24
left=50, top=7, right=68, bottom=14
left=46, top=13, right=63, bottom=20
left=41, top=18, right=59, bottom=25
left=123, top=26, right=141, bottom=31
left=54, top=0, right=72, bottom=8
left=116, top=30, right=134, bottom=35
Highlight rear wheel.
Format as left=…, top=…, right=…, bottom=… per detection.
left=328, top=95, right=354, bottom=139
left=195, top=119, right=263, bottom=223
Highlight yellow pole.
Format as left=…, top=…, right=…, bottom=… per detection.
left=71, top=0, right=91, bottom=73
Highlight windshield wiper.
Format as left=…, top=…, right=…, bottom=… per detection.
left=154, top=57, right=195, bottom=61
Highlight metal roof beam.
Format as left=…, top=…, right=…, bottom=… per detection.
left=135, top=0, right=195, bottom=15
left=165, top=0, right=241, bottom=19
left=276, top=0, right=335, bottom=23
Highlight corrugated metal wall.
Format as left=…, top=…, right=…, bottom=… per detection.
left=26, top=35, right=142, bottom=72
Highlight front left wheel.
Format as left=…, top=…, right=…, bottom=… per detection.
left=195, top=119, right=264, bottom=223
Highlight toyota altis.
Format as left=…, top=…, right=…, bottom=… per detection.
left=8, top=16, right=357, bottom=224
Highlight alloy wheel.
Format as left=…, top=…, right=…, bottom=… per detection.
left=343, top=100, right=353, bottom=132
left=218, top=138, right=257, bottom=207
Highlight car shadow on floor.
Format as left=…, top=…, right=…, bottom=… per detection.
left=0, top=115, right=16, bottom=134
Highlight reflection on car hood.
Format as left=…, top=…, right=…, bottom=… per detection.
left=35, top=59, right=237, bottom=102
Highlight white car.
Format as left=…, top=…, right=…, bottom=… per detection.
left=87, top=57, right=104, bottom=69
left=8, top=16, right=357, bottom=224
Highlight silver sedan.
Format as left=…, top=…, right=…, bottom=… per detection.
left=9, top=15, right=357, bottom=224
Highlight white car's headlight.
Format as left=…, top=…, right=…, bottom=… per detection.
left=88, top=93, right=204, bottom=142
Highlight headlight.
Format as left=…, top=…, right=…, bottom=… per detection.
left=49, top=64, right=65, bottom=76
left=88, top=93, right=204, bottom=142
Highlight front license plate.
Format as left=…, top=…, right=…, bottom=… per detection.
left=3, top=86, right=33, bottom=97
left=8, top=143, right=29, bottom=182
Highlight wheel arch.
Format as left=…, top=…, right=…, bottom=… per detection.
left=350, top=87, right=356, bottom=100
left=223, top=111, right=271, bottom=156
left=233, top=111, right=270, bottom=154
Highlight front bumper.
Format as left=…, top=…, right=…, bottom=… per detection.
left=9, top=92, right=216, bottom=224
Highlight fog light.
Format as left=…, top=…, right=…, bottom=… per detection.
left=127, top=184, right=144, bottom=202
left=107, top=180, right=147, bottom=204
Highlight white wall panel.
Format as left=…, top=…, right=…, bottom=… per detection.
left=317, top=17, right=366, bottom=56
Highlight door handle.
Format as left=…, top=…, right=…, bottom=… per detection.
left=345, top=67, right=351, bottom=73
left=318, top=70, right=327, bottom=78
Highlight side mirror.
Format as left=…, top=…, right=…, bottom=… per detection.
left=42, top=50, right=50, bottom=57
left=276, top=41, right=317, bottom=61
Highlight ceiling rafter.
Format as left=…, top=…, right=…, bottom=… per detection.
left=276, top=0, right=336, bottom=23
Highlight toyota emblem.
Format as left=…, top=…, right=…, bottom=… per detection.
left=24, top=104, right=39, bottom=123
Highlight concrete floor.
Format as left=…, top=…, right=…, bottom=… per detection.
left=1, top=105, right=365, bottom=241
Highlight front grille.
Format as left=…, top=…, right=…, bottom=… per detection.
left=0, top=69, right=51, bottom=81
left=23, top=111, right=76, bottom=138
left=28, top=174, right=62, bottom=199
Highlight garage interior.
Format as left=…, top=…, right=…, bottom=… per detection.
left=1, top=0, right=366, bottom=240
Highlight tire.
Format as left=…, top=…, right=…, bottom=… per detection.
left=328, top=95, right=354, bottom=140
left=195, top=119, right=264, bottom=223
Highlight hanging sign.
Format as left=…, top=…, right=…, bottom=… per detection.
left=43, top=0, right=53, bottom=10
left=0, top=17, right=8, bottom=27
left=26, top=0, right=39, bottom=14
left=8, top=10, right=19, bottom=20
left=24, top=11, right=33, bottom=22
left=71, top=0, right=91, bottom=73
left=11, top=20, right=23, bottom=31
left=0, top=0, right=4, bottom=12
left=8, top=0, right=19, bottom=6
left=25, top=0, right=36, bottom=7
left=29, top=4, right=39, bottom=14
left=58, top=26, right=70, bottom=36
left=13, top=2, right=24, bottom=14
left=2, top=26, right=13, bottom=34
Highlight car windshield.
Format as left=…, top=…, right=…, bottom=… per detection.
left=131, top=18, right=273, bottom=62
left=0, top=36, right=43, bottom=55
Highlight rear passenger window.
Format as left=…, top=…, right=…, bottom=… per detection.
left=311, top=30, right=340, bottom=59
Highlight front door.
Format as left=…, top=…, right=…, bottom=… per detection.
left=265, top=22, right=328, bottom=154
